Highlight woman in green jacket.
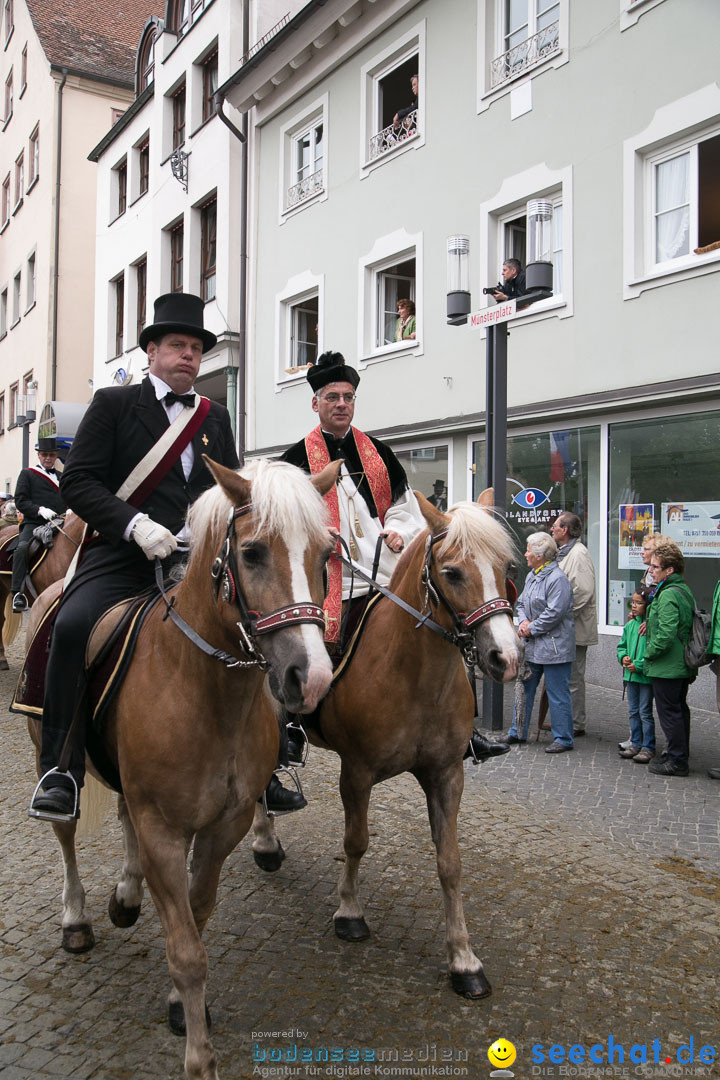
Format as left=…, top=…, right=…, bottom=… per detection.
left=644, top=541, right=696, bottom=777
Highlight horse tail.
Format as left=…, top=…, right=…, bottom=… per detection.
left=3, top=594, right=22, bottom=646
left=76, top=773, right=115, bottom=839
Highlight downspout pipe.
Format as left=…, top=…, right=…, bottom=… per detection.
left=51, top=68, right=68, bottom=402
left=214, top=7, right=248, bottom=463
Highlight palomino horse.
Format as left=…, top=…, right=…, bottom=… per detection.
left=27, top=458, right=340, bottom=1080
left=0, top=513, right=85, bottom=670
left=253, top=490, right=522, bottom=998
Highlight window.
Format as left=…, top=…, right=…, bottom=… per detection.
left=280, top=96, right=328, bottom=217
left=275, top=272, right=323, bottom=381
left=170, top=221, right=184, bottom=292
left=26, top=252, right=35, bottom=310
left=9, top=383, right=18, bottom=426
left=3, top=0, right=12, bottom=46
left=169, top=0, right=209, bottom=37
left=116, top=158, right=127, bottom=216
left=478, top=0, right=568, bottom=107
left=20, top=43, right=26, bottom=93
left=1, top=174, right=9, bottom=228
left=135, top=258, right=147, bottom=342
left=4, top=69, right=12, bottom=126
left=111, top=107, right=125, bottom=126
left=624, top=87, right=720, bottom=295
left=113, top=274, right=124, bottom=357
left=393, top=443, right=451, bottom=509
left=200, top=197, right=216, bottom=302
left=359, top=230, right=423, bottom=359
left=28, top=126, right=39, bottom=187
left=360, top=26, right=425, bottom=171
left=12, top=271, right=20, bottom=323
left=0, top=393, right=4, bottom=433
left=172, top=83, right=186, bottom=149
left=138, top=26, right=156, bottom=91
left=0, top=287, right=7, bottom=336
left=202, top=49, right=218, bottom=123
left=480, top=162, right=573, bottom=320
left=14, top=151, right=23, bottom=208
left=138, top=137, right=149, bottom=195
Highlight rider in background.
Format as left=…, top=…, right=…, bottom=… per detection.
left=11, top=438, right=66, bottom=613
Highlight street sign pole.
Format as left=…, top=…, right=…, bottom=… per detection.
left=482, top=321, right=508, bottom=732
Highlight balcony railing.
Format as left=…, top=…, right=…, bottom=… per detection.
left=490, top=21, right=560, bottom=87
left=368, top=110, right=418, bottom=161
left=286, top=168, right=324, bottom=209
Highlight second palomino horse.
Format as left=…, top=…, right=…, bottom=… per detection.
left=26, top=458, right=340, bottom=1080
left=253, top=490, right=522, bottom=998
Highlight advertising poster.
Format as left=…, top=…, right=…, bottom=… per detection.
left=618, top=503, right=654, bottom=569
left=661, top=501, right=720, bottom=557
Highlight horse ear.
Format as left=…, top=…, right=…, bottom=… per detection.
left=477, top=487, right=495, bottom=513
left=203, top=455, right=252, bottom=506
left=310, top=459, right=342, bottom=496
left=414, top=490, right=449, bottom=532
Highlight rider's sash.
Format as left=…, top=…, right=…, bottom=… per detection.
left=27, top=466, right=61, bottom=489
left=304, top=425, right=392, bottom=642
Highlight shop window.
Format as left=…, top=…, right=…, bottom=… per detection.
left=200, top=197, right=216, bottom=302
left=393, top=444, right=451, bottom=509
left=472, top=426, right=601, bottom=602
left=360, top=24, right=425, bottom=172
left=28, top=126, right=39, bottom=188
left=608, top=410, right=720, bottom=618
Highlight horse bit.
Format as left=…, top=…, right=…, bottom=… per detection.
left=155, top=501, right=326, bottom=669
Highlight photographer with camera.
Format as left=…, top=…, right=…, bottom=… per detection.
left=489, top=259, right=527, bottom=303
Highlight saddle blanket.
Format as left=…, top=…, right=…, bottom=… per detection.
left=0, top=526, right=49, bottom=577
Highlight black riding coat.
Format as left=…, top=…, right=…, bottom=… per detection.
left=14, top=467, right=66, bottom=527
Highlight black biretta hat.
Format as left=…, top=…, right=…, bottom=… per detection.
left=139, top=293, right=217, bottom=354
left=306, top=351, right=360, bottom=392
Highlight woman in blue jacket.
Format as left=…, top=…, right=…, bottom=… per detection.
left=506, top=532, right=576, bottom=753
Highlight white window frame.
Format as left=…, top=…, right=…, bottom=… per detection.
left=275, top=271, right=324, bottom=388
left=358, top=228, right=423, bottom=365
left=477, top=0, right=568, bottom=113
left=480, top=162, right=573, bottom=328
left=25, top=249, right=35, bottom=311
left=620, top=0, right=667, bottom=32
left=359, top=21, right=425, bottom=178
left=12, top=270, right=21, bottom=324
left=279, top=94, right=328, bottom=221
left=623, top=84, right=720, bottom=299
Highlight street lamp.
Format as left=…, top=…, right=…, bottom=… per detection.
left=446, top=203, right=554, bottom=729
left=16, top=380, right=38, bottom=469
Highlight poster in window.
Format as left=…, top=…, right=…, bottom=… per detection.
left=618, top=503, right=654, bottom=569
left=661, top=501, right=720, bottom=558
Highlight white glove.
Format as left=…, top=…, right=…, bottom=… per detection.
left=131, top=514, right=178, bottom=560
left=38, top=506, right=57, bottom=521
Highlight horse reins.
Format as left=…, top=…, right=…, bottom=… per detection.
left=155, top=501, right=326, bottom=669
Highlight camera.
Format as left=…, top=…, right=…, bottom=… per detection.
left=482, top=284, right=502, bottom=295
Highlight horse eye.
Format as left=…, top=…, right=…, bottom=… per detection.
left=441, top=565, right=463, bottom=584
left=240, top=543, right=266, bottom=567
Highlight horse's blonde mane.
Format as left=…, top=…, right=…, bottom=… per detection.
left=186, top=459, right=329, bottom=557
left=439, top=502, right=518, bottom=568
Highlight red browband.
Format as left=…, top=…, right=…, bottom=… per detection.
left=252, top=604, right=326, bottom=635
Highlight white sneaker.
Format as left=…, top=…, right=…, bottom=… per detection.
left=618, top=738, right=633, bottom=751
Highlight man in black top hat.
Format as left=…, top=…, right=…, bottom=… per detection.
left=28, top=294, right=260, bottom=818
left=11, top=438, right=66, bottom=612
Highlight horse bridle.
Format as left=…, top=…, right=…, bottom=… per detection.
left=155, top=501, right=326, bottom=669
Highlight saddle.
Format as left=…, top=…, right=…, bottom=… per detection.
left=0, top=524, right=51, bottom=579
left=11, top=589, right=162, bottom=792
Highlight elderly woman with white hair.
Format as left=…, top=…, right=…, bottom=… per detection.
left=505, top=531, right=576, bottom=753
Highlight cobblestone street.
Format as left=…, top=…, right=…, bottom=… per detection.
left=1, top=635, right=719, bottom=1080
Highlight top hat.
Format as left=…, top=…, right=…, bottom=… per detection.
left=307, top=351, right=360, bottom=392
left=139, top=293, right=217, bottom=354
left=36, top=438, right=58, bottom=452
left=433, top=480, right=445, bottom=489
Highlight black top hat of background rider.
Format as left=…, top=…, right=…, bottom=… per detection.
left=138, top=292, right=217, bottom=354
left=306, top=351, right=360, bottom=392
left=35, top=437, right=58, bottom=453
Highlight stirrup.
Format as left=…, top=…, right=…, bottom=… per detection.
left=262, top=765, right=305, bottom=818
left=28, top=768, right=80, bottom=823
left=286, top=722, right=309, bottom=767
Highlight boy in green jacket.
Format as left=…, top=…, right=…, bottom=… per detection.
left=617, top=591, right=655, bottom=763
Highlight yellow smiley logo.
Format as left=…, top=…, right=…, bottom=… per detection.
left=488, top=1039, right=517, bottom=1069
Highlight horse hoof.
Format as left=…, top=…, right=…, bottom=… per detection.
left=168, top=1000, right=212, bottom=1037
left=450, top=969, right=492, bottom=999
left=108, top=889, right=141, bottom=928
left=334, top=916, right=370, bottom=942
left=253, top=841, right=285, bottom=873
left=62, top=923, right=95, bottom=954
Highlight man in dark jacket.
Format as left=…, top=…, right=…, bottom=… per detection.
left=492, top=259, right=527, bottom=303
left=11, top=439, right=67, bottom=611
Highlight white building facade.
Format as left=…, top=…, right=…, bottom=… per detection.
left=220, top=0, right=720, bottom=700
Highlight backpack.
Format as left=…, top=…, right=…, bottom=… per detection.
left=666, top=585, right=712, bottom=670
